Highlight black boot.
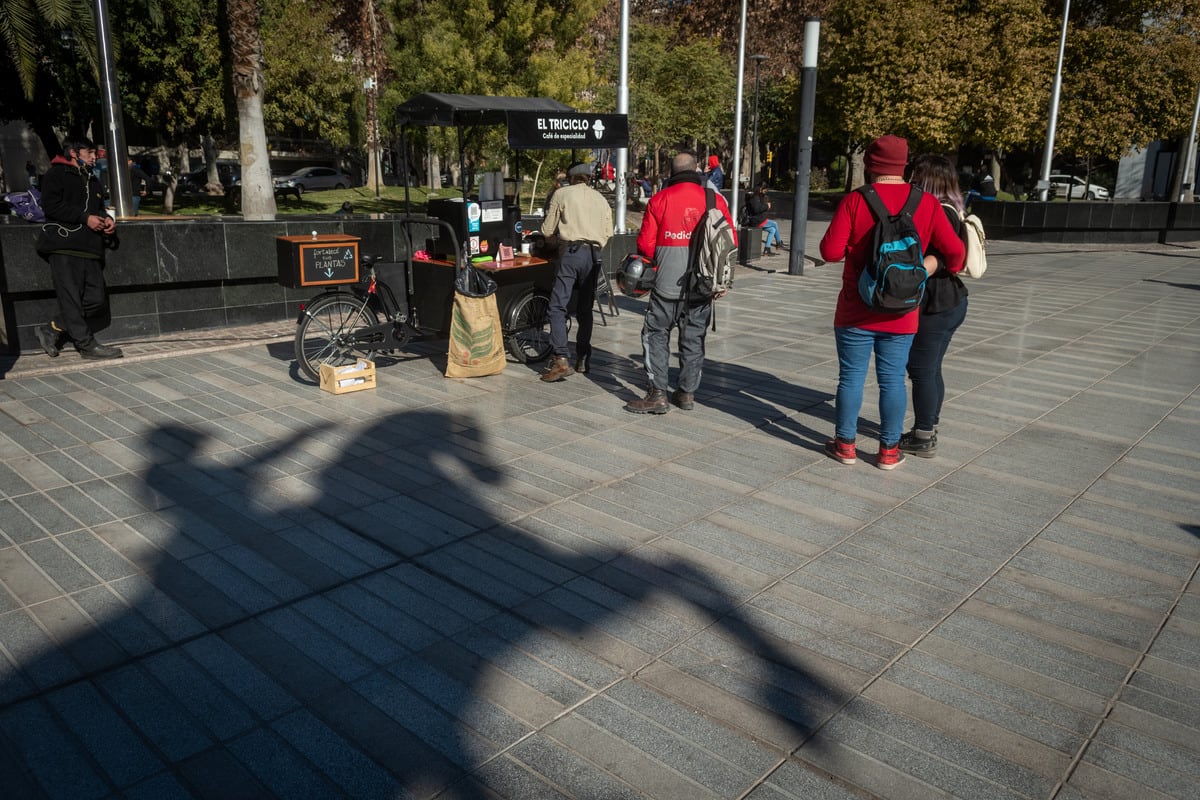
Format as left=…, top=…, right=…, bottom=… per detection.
left=78, top=341, right=124, bottom=360
left=35, top=324, right=61, bottom=358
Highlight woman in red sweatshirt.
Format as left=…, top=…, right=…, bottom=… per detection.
left=818, top=135, right=965, bottom=469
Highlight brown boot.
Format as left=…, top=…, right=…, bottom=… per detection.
left=670, top=389, right=695, bottom=410
left=624, top=387, right=669, bottom=414
left=540, top=355, right=574, bottom=382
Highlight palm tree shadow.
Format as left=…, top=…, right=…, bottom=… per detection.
left=0, top=410, right=836, bottom=798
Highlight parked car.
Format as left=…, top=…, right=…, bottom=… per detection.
left=273, top=166, right=353, bottom=195
left=1048, top=174, right=1110, bottom=200
left=177, top=162, right=241, bottom=194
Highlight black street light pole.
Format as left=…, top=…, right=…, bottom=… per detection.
left=749, top=55, right=767, bottom=192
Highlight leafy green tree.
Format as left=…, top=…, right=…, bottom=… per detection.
left=594, top=21, right=735, bottom=177
left=385, top=0, right=606, bottom=186
left=114, top=0, right=227, bottom=165
left=260, top=0, right=359, bottom=149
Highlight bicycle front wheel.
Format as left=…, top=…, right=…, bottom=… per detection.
left=295, top=293, right=379, bottom=382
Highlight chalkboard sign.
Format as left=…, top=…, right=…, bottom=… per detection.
left=276, top=234, right=360, bottom=288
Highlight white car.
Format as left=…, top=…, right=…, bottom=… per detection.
left=273, top=166, right=353, bottom=195
left=1048, top=174, right=1110, bottom=200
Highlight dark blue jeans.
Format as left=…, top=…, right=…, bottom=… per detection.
left=548, top=243, right=598, bottom=358
left=907, top=297, right=968, bottom=431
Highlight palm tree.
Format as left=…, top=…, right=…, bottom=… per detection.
left=227, top=0, right=276, bottom=219
left=1, top=0, right=93, bottom=99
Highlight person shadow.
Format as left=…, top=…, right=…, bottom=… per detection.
left=579, top=345, right=838, bottom=455
left=0, top=410, right=839, bottom=798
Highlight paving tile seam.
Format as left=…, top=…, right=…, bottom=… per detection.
left=1044, top=559, right=1200, bottom=800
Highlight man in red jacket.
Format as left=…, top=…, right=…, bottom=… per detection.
left=625, top=150, right=737, bottom=414
left=818, top=134, right=963, bottom=469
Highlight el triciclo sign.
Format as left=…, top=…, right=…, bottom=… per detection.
left=506, top=112, right=629, bottom=150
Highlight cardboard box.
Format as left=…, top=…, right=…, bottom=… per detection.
left=319, top=359, right=376, bottom=394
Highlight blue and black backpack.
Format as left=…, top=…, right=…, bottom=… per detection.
left=856, top=185, right=927, bottom=314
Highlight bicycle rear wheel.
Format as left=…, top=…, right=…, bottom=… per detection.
left=295, top=293, right=379, bottom=382
left=504, top=290, right=555, bottom=363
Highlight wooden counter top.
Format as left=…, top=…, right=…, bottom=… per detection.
left=414, top=255, right=551, bottom=271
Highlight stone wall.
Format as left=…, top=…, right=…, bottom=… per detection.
left=0, top=215, right=638, bottom=354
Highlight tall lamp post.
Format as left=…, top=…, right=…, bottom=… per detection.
left=92, top=0, right=132, bottom=217
left=749, top=55, right=767, bottom=192
left=788, top=17, right=820, bottom=277
left=1037, top=0, right=1070, bottom=201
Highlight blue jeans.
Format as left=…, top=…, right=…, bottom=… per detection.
left=761, top=220, right=781, bottom=249
left=907, top=297, right=968, bottom=430
left=834, top=325, right=914, bottom=445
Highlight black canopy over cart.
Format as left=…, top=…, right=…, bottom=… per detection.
left=283, top=94, right=628, bottom=380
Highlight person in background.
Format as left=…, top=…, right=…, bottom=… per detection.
left=817, top=134, right=963, bottom=469
left=25, top=160, right=38, bottom=189
left=94, top=146, right=109, bottom=198
left=538, top=161, right=614, bottom=381
left=899, top=154, right=970, bottom=458
left=745, top=185, right=782, bottom=256
left=626, top=149, right=737, bottom=414
left=128, top=158, right=150, bottom=215
left=704, top=155, right=724, bottom=190
left=34, top=137, right=123, bottom=360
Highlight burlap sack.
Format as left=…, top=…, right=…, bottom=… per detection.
left=445, top=292, right=506, bottom=378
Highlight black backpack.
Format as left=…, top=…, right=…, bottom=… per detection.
left=856, top=185, right=927, bottom=314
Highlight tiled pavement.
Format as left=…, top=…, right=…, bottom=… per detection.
left=0, top=233, right=1197, bottom=800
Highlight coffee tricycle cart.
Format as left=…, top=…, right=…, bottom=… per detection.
left=280, top=93, right=628, bottom=382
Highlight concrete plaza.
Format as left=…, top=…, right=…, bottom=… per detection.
left=0, top=230, right=1197, bottom=799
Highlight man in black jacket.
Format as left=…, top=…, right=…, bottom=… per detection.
left=34, top=137, right=123, bottom=359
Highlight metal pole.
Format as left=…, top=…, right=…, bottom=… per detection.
left=730, top=0, right=748, bottom=217
left=1037, top=0, right=1070, bottom=202
left=788, top=18, right=819, bottom=277
left=1179, top=82, right=1200, bottom=202
left=615, top=0, right=630, bottom=232
left=92, top=0, right=132, bottom=217
left=749, top=55, right=766, bottom=192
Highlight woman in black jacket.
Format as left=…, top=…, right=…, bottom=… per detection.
left=900, top=154, right=970, bottom=457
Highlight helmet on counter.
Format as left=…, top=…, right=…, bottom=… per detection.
left=617, top=253, right=656, bottom=297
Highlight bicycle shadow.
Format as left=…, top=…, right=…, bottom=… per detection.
left=0, top=410, right=837, bottom=798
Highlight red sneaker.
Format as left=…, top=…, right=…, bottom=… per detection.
left=824, top=438, right=857, bottom=465
left=876, top=443, right=906, bottom=470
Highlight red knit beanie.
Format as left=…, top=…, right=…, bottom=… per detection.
left=708, top=155, right=720, bottom=169
left=864, top=135, right=908, bottom=176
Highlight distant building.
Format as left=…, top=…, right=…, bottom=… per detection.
left=1116, top=140, right=1197, bottom=201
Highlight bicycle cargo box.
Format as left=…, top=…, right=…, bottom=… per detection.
left=319, top=359, right=376, bottom=394
left=276, top=234, right=361, bottom=288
